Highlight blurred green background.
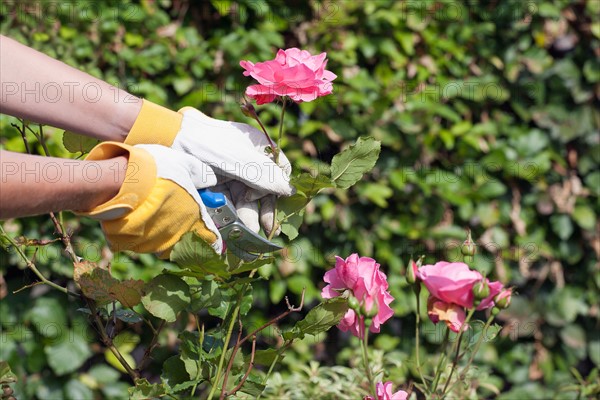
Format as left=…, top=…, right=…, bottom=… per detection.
left=1, top=0, right=598, bottom=399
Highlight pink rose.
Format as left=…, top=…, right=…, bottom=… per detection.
left=427, top=296, right=467, bottom=333
left=417, top=261, right=482, bottom=308
left=240, top=48, right=337, bottom=104
left=322, top=254, right=394, bottom=338
left=364, top=382, right=408, bottom=400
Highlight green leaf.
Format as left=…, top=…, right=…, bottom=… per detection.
left=238, top=377, right=266, bottom=397
left=27, top=297, right=67, bottom=337
left=572, top=205, right=596, bottom=230
left=45, top=333, right=92, bottom=376
left=64, top=379, right=94, bottom=400
left=230, top=257, right=275, bottom=275
left=277, top=193, right=309, bottom=240
left=128, top=378, right=167, bottom=400
left=189, top=279, right=221, bottom=312
left=331, top=136, right=381, bottom=189
left=550, top=214, right=574, bottom=240
left=291, top=173, right=334, bottom=197
left=0, top=361, right=17, bottom=384
left=357, top=182, right=393, bottom=207
left=62, top=130, right=99, bottom=154
left=287, top=298, right=349, bottom=340
left=247, top=349, right=282, bottom=366
left=477, top=181, right=507, bottom=198
left=142, top=274, right=191, bottom=322
left=179, top=331, right=202, bottom=379
left=88, top=365, right=120, bottom=385
left=170, top=232, right=230, bottom=279
left=161, top=356, right=190, bottom=390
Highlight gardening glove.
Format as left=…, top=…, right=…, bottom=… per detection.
left=123, top=100, right=293, bottom=233
left=79, top=142, right=221, bottom=258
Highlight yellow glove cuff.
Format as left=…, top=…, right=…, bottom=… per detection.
left=125, top=99, right=183, bottom=146
left=82, top=142, right=156, bottom=220
left=100, top=179, right=218, bottom=258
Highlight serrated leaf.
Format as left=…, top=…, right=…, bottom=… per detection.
left=62, top=130, right=99, bottom=154
left=189, top=279, right=221, bottom=312
left=291, top=173, right=334, bottom=197
left=230, top=257, right=274, bottom=275
left=128, top=378, right=167, bottom=400
left=280, top=215, right=303, bottom=240
left=288, top=298, right=349, bottom=340
left=161, top=356, right=190, bottom=391
left=74, top=261, right=143, bottom=307
left=0, top=361, right=17, bottom=384
left=330, top=137, right=381, bottom=189
left=142, top=275, right=191, bottom=322
left=179, top=331, right=202, bottom=379
left=170, top=232, right=230, bottom=278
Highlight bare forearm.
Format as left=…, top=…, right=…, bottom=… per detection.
left=0, top=150, right=126, bottom=219
left=0, top=35, right=141, bottom=142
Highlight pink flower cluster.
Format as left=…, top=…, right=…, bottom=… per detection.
left=417, top=261, right=511, bottom=332
left=240, top=48, right=337, bottom=104
left=364, top=382, right=408, bottom=400
left=321, top=254, right=394, bottom=338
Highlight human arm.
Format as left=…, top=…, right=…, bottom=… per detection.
left=0, top=35, right=141, bottom=141
left=0, top=150, right=126, bottom=219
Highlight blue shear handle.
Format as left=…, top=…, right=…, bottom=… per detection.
left=198, top=189, right=227, bottom=208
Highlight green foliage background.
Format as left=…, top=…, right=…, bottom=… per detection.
left=1, top=0, right=598, bottom=399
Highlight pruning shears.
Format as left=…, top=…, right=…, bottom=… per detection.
left=198, top=189, right=282, bottom=261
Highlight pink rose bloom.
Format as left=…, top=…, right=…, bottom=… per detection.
left=427, top=296, right=467, bottom=333
left=364, top=382, right=408, bottom=400
left=417, top=261, right=483, bottom=308
left=321, top=254, right=394, bottom=338
left=240, top=48, right=337, bottom=104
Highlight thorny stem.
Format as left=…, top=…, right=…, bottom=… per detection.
left=207, top=289, right=243, bottom=400
left=12, top=121, right=30, bottom=153
left=443, top=313, right=497, bottom=396
left=430, top=328, right=450, bottom=393
left=276, top=99, right=286, bottom=165
left=0, top=225, right=79, bottom=297
left=137, top=319, right=167, bottom=371
left=86, top=297, right=139, bottom=382
left=220, top=289, right=306, bottom=399
left=360, top=319, right=377, bottom=397
left=414, top=291, right=429, bottom=394
left=223, top=335, right=257, bottom=398
left=441, top=308, right=477, bottom=397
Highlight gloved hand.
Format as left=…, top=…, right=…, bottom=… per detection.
left=79, top=142, right=221, bottom=258
left=123, top=100, right=293, bottom=233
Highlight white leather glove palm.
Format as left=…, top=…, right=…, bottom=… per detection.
left=173, top=108, right=292, bottom=234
